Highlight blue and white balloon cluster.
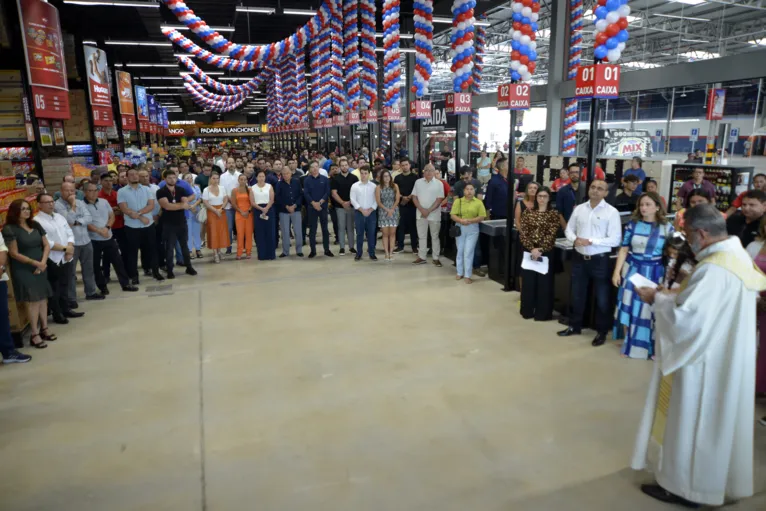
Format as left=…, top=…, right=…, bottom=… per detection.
left=509, top=0, right=540, bottom=83
left=450, top=0, right=476, bottom=93
left=592, top=0, right=631, bottom=63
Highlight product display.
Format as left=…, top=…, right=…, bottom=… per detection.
left=669, top=164, right=754, bottom=213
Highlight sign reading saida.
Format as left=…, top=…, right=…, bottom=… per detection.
left=199, top=124, right=262, bottom=136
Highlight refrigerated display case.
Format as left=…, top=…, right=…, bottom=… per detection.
left=668, top=163, right=754, bottom=213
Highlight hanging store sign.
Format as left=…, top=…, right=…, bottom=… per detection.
left=333, top=115, right=345, bottom=127
left=135, top=85, right=149, bottom=133
left=362, top=109, right=377, bottom=124
left=198, top=124, right=262, bottom=136
left=115, top=70, right=136, bottom=130
left=17, top=0, right=70, bottom=119
left=421, top=100, right=457, bottom=131
left=147, top=94, right=157, bottom=134
left=168, top=128, right=185, bottom=137
left=83, top=45, right=113, bottom=127
left=410, top=100, right=431, bottom=120
left=346, top=111, right=361, bottom=125
left=497, top=83, right=531, bottom=111
left=382, top=105, right=401, bottom=122
left=576, top=65, right=620, bottom=99
left=445, top=93, right=471, bottom=115
left=706, top=88, right=726, bottom=121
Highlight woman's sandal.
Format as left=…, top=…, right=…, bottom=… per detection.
left=456, top=275, right=463, bottom=281
left=29, top=334, right=48, bottom=349
left=40, top=328, right=57, bottom=341
left=465, top=278, right=474, bottom=284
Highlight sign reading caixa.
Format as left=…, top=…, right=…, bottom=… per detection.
left=198, top=124, right=262, bottom=136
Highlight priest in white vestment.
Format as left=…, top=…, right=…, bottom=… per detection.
left=632, top=204, right=766, bottom=508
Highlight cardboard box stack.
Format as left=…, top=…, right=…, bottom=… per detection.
left=0, top=70, right=28, bottom=142
left=64, top=90, right=90, bottom=142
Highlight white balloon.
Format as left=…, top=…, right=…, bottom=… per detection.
left=617, top=42, right=626, bottom=51
left=522, top=71, right=532, bottom=81
left=520, top=35, right=531, bottom=45
left=458, top=22, right=466, bottom=31
left=530, top=13, right=539, bottom=23
left=521, top=7, right=532, bottom=17
left=618, top=5, right=631, bottom=18
left=510, top=60, right=520, bottom=70
left=595, top=20, right=608, bottom=33
left=512, top=31, right=522, bottom=41
left=518, top=64, right=529, bottom=74
left=607, top=49, right=622, bottom=62
left=512, top=2, right=523, bottom=13
left=529, top=41, right=537, bottom=50
left=606, top=11, right=619, bottom=24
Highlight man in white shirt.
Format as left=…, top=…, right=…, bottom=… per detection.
left=447, top=157, right=466, bottom=177
left=411, top=164, right=446, bottom=266
left=349, top=165, right=378, bottom=261
left=34, top=193, right=83, bottom=323
left=218, top=163, right=241, bottom=255
left=558, top=179, right=621, bottom=346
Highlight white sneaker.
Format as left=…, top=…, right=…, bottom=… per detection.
left=759, top=416, right=766, bottom=427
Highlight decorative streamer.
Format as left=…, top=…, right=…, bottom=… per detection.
left=294, top=47, right=309, bottom=125
left=358, top=0, right=378, bottom=110
left=411, top=0, right=434, bottom=98
left=317, top=24, right=333, bottom=118
left=592, top=0, right=631, bottom=64
left=161, top=0, right=341, bottom=65
left=509, top=0, right=539, bottom=83
left=183, top=76, right=249, bottom=102
left=563, top=0, right=583, bottom=155
left=450, top=0, right=476, bottom=92
left=343, top=0, right=361, bottom=112
left=382, top=0, right=401, bottom=107
left=178, top=57, right=269, bottom=94
left=164, top=29, right=260, bottom=71
left=330, top=8, right=346, bottom=114
left=278, top=56, right=296, bottom=124
left=183, top=83, right=248, bottom=112
left=470, top=16, right=486, bottom=152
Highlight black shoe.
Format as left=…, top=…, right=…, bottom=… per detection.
left=105, top=276, right=112, bottom=283
left=369, top=254, right=378, bottom=261
left=339, top=248, right=346, bottom=256
left=143, top=269, right=151, bottom=277
left=86, top=293, right=105, bottom=301
left=132, top=277, right=140, bottom=286
left=185, top=267, right=197, bottom=276
left=2, top=351, right=32, bottom=364
left=591, top=333, right=607, bottom=347
left=68, top=301, right=79, bottom=310
left=53, top=316, right=69, bottom=325
left=324, top=251, right=334, bottom=257
left=296, top=253, right=304, bottom=257
left=99, top=287, right=110, bottom=296
left=349, top=248, right=357, bottom=254
left=393, top=247, right=403, bottom=254
left=64, top=310, right=85, bottom=318
left=225, top=247, right=232, bottom=255
left=279, top=253, right=288, bottom=258
left=354, top=255, right=362, bottom=261
left=166, top=271, right=175, bottom=279
left=557, top=327, right=582, bottom=337
left=640, top=484, right=700, bottom=508
left=334, top=239, right=339, bottom=245
left=121, top=285, right=139, bottom=292
left=153, top=272, right=165, bottom=282
left=308, top=252, right=316, bottom=259
left=160, top=265, right=167, bottom=272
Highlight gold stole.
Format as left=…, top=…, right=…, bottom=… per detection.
left=650, top=250, right=766, bottom=446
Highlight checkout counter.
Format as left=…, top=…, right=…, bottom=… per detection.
left=480, top=212, right=675, bottom=329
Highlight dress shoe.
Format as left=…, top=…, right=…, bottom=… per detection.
left=591, top=333, right=607, bottom=347
left=153, top=272, right=165, bottom=282
left=185, top=267, right=198, bottom=276
left=53, top=316, right=69, bottom=325
left=296, top=252, right=304, bottom=257
left=64, top=310, right=85, bottom=319
left=68, top=301, right=79, bottom=309
left=640, top=484, right=700, bottom=508
left=557, top=327, right=582, bottom=337
left=324, top=251, right=334, bottom=257
left=166, top=271, right=175, bottom=279
left=279, top=253, right=288, bottom=258
left=99, top=287, right=110, bottom=296
left=121, top=285, right=139, bottom=292
left=354, top=255, right=362, bottom=261
left=369, top=254, right=378, bottom=261
left=308, top=252, right=317, bottom=259
left=143, top=269, right=152, bottom=277
left=86, top=293, right=105, bottom=301
left=131, top=277, right=140, bottom=286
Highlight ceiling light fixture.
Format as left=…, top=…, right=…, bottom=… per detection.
left=83, top=40, right=98, bottom=45
left=161, top=25, right=235, bottom=32
left=63, top=0, right=159, bottom=7
left=235, top=6, right=276, bottom=14
left=375, top=47, right=416, bottom=53
left=282, top=8, right=317, bottom=16
left=681, top=38, right=709, bottom=43
left=105, top=40, right=172, bottom=47
left=135, top=76, right=184, bottom=80
left=125, top=63, right=179, bottom=67
left=376, top=32, right=413, bottom=39
left=671, top=0, right=707, bottom=5
left=653, top=13, right=710, bottom=22
left=432, top=16, right=490, bottom=27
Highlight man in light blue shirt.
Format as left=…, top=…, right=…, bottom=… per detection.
left=118, top=168, right=164, bottom=284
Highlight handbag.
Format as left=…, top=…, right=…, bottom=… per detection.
left=196, top=206, right=207, bottom=223
left=449, top=198, right=462, bottom=237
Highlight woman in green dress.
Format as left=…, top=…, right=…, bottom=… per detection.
left=2, top=199, right=54, bottom=349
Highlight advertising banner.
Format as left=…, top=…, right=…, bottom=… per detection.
left=198, top=124, right=262, bottom=137
left=17, top=0, right=70, bottom=119
left=116, top=71, right=134, bottom=116
left=161, top=107, right=168, bottom=129
left=83, top=45, right=113, bottom=127
left=147, top=94, right=157, bottom=134
left=706, top=88, right=726, bottom=121
left=135, top=85, right=149, bottom=132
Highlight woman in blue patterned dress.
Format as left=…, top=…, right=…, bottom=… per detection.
left=611, top=192, right=673, bottom=360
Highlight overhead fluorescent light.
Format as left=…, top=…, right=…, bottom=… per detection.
left=63, top=0, right=159, bottom=7
left=622, top=61, right=662, bottom=69
left=235, top=6, right=275, bottom=14
left=145, top=86, right=186, bottom=89
left=105, top=41, right=172, bottom=47
left=375, top=48, right=416, bottom=53
left=135, top=76, right=184, bottom=80
left=679, top=50, right=719, bottom=59
left=161, top=25, right=235, bottom=32
left=83, top=40, right=98, bottom=46
left=180, top=71, right=223, bottom=76
left=432, top=16, right=490, bottom=27
left=282, top=8, right=317, bottom=16
left=126, top=63, right=179, bottom=67
left=653, top=13, right=710, bottom=22
left=218, top=77, right=255, bottom=81
left=681, top=38, right=709, bottom=43
left=174, top=53, right=194, bottom=59
left=749, top=39, right=766, bottom=47
left=671, top=0, right=706, bottom=5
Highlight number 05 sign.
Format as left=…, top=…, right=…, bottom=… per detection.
left=497, top=83, right=531, bottom=111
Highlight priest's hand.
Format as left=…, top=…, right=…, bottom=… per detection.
left=635, top=286, right=657, bottom=305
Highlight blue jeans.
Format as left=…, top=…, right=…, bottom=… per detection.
left=279, top=211, right=304, bottom=255
left=455, top=223, right=480, bottom=278
left=355, top=210, right=377, bottom=256
left=0, top=282, right=16, bottom=357
left=225, top=208, right=236, bottom=248
left=187, top=214, right=202, bottom=251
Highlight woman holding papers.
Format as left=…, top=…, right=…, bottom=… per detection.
left=612, top=192, right=674, bottom=359
left=519, top=187, right=559, bottom=321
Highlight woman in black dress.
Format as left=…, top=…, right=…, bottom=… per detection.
left=2, top=199, right=54, bottom=349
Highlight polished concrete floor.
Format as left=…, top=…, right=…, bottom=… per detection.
left=0, top=247, right=764, bottom=511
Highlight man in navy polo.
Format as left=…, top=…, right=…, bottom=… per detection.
left=303, top=162, right=334, bottom=258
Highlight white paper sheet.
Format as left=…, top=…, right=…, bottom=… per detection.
left=629, top=273, right=659, bottom=290
left=521, top=252, right=549, bottom=275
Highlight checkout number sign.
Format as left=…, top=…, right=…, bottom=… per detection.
left=497, top=83, right=530, bottom=111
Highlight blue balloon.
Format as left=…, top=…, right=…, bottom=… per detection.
left=528, top=51, right=537, bottom=61
left=511, top=71, right=521, bottom=81
left=595, top=6, right=608, bottom=20
left=511, top=40, right=520, bottom=50
left=522, top=16, right=530, bottom=24
left=617, top=29, right=630, bottom=43
left=606, top=37, right=618, bottom=50
left=606, top=0, right=620, bottom=10
left=531, top=22, right=538, bottom=32
left=594, top=45, right=608, bottom=60
left=512, top=12, right=522, bottom=22
left=454, top=85, right=461, bottom=93
left=519, top=45, right=529, bottom=56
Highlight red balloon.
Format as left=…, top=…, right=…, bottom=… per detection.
left=521, top=25, right=532, bottom=35
left=617, top=17, right=629, bottom=30
left=461, top=81, right=471, bottom=90
left=513, top=22, right=521, bottom=31
left=528, top=62, right=536, bottom=73
left=531, top=3, right=540, bottom=13
left=595, top=33, right=608, bottom=46
left=606, top=23, right=620, bottom=37
left=520, top=56, right=529, bottom=65
left=410, top=85, right=417, bottom=94
left=511, top=50, right=520, bottom=60
left=597, top=0, right=607, bottom=5
left=522, top=0, right=532, bottom=6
